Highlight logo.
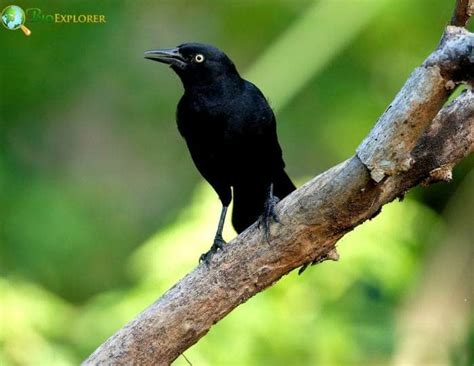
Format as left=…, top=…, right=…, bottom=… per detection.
left=27, top=8, right=106, bottom=24
left=1, top=5, right=31, bottom=36
left=1, top=5, right=107, bottom=36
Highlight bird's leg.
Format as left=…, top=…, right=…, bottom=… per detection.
left=200, top=205, right=228, bottom=264
left=259, top=183, right=280, bottom=242
left=212, top=205, right=227, bottom=249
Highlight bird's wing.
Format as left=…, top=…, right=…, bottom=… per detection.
left=243, top=81, right=287, bottom=174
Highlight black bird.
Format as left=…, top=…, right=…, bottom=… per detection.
left=145, top=43, right=295, bottom=262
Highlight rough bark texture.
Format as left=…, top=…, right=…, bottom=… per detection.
left=84, top=25, right=474, bottom=366
left=451, top=0, right=474, bottom=27
left=356, top=26, right=474, bottom=182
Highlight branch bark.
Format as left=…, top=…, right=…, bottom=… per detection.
left=84, top=25, right=474, bottom=366
left=356, top=26, right=473, bottom=182
left=451, top=0, right=474, bottom=27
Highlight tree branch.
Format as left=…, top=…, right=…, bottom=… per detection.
left=356, top=26, right=473, bottom=182
left=83, top=27, right=474, bottom=366
left=451, top=0, right=474, bottom=27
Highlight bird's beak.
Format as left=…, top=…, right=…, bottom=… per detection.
left=144, top=48, right=186, bottom=68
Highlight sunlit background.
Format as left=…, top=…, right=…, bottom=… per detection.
left=0, top=0, right=473, bottom=365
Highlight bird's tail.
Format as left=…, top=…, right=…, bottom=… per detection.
left=273, top=169, right=296, bottom=199
left=231, top=170, right=296, bottom=234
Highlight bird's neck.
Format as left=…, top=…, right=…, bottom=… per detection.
left=183, top=73, right=243, bottom=95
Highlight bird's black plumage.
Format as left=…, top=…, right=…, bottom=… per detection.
left=145, top=42, right=295, bottom=261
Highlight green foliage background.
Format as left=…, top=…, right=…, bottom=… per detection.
left=0, top=0, right=472, bottom=364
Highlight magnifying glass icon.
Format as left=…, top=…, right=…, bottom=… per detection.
left=1, top=5, right=31, bottom=36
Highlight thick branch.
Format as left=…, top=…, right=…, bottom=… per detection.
left=85, top=92, right=473, bottom=366
left=84, top=29, right=474, bottom=366
left=356, top=26, right=473, bottom=182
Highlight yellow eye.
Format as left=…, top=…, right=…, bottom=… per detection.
left=194, top=54, right=205, bottom=63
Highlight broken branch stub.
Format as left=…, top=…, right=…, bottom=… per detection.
left=357, top=26, right=474, bottom=182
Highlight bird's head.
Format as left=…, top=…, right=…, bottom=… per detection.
left=145, top=42, right=240, bottom=87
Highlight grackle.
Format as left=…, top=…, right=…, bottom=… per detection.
left=145, top=43, right=295, bottom=263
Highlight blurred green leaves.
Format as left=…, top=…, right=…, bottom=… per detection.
left=0, top=182, right=443, bottom=365
left=246, top=0, right=390, bottom=112
left=0, top=278, right=76, bottom=365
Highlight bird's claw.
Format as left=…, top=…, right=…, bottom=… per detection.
left=199, top=236, right=226, bottom=265
left=259, top=195, right=280, bottom=242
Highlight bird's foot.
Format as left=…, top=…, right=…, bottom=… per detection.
left=199, top=235, right=227, bottom=265
left=259, top=195, right=280, bottom=242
